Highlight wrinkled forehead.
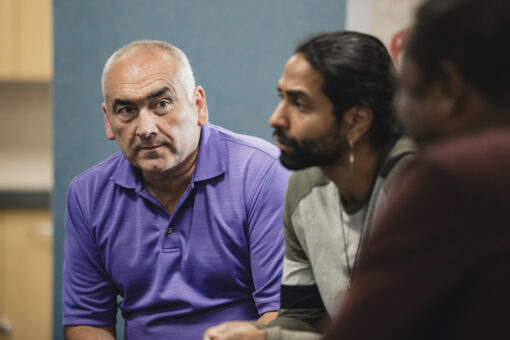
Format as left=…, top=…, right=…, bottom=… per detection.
left=103, top=51, right=179, bottom=100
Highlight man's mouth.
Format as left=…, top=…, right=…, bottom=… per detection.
left=272, top=131, right=295, bottom=152
left=274, top=138, right=291, bottom=152
left=139, top=145, right=162, bottom=151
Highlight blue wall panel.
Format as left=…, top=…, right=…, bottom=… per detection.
left=53, top=1, right=346, bottom=338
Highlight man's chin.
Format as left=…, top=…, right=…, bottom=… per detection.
left=137, top=160, right=174, bottom=175
left=279, top=150, right=341, bottom=171
left=279, top=153, right=313, bottom=171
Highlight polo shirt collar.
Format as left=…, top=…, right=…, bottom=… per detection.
left=110, top=123, right=226, bottom=190
left=110, top=153, right=143, bottom=191
left=192, top=123, right=226, bottom=183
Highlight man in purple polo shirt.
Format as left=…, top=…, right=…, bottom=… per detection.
left=62, top=40, right=289, bottom=340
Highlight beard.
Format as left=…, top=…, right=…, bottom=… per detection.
left=273, top=124, right=345, bottom=170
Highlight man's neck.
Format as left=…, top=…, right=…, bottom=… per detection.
left=321, top=142, right=381, bottom=210
left=142, top=148, right=199, bottom=214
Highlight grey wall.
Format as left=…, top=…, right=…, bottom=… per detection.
left=53, top=1, right=346, bottom=338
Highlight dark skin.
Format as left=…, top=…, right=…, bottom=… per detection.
left=396, top=58, right=509, bottom=145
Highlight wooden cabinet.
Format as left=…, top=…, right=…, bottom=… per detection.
left=0, top=209, right=52, bottom=340
left=0, top=0, right=53, bottom=81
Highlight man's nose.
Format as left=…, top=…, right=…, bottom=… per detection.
left=268, top=102, right=288, bottom=129
left=136, top=108, right=158, bottom=138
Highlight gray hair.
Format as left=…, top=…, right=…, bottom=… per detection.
left=101, top=40, right=196, bottom=102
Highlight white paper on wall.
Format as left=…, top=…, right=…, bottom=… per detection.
left=346, top=0, right=424, bottom=66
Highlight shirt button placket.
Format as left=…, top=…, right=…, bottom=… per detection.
left=166, top=226, right=173, bottom=234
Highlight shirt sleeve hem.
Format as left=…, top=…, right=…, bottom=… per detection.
left=62, top=314, right=116, bottom=327
left=255, top=299, right=281, bottom=315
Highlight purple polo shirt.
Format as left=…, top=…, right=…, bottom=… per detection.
left=63, top=123, right=289, bottom=340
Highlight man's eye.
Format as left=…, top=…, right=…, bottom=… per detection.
left=154, top=100, right=171, bottom=114
left=292, top=99, right=307, bottom=111
left=158, top=101, right=169, bottom=108
left=117, top=107, right=134, bottom=115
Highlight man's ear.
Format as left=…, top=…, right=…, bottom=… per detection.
left=343, top=106, right=374, bottom=144
left=102, top=103, right=115, bottom=140
left=193, top=86, right=209, bottom=126
left=433, top=60, right=466, bottom=118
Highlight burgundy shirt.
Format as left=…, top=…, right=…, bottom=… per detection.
left=324, top=128, right=510, bottom=339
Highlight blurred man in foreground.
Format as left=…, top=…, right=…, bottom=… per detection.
left=324, top=0, right=510, bottom=338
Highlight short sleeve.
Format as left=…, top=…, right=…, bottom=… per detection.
left=245, top=159, right=289, bottom=314
left=62, top=179, right=118, bottom=326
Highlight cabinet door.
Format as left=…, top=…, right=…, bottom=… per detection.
left=17, top=0, right=53, bottom=81
left=0, top=0, right=16, bottom=79
left=0, top=0, right=52, bottom=81
left=0, top=209, right=52, bottom=340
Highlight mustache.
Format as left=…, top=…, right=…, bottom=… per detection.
left=272, top=129, right=298, bottom=147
